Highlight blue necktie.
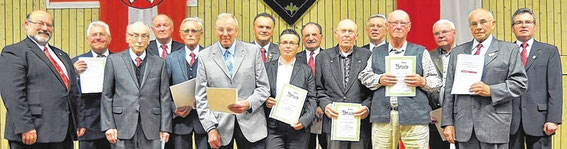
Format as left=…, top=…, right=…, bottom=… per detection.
left=223, top=50, right=233, bottom=76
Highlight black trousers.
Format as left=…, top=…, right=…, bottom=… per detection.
left=219, top=120, right=266, bottom=149
left=166, top=132, right=209, bottom=149
left=79, top=138, right=111, bottom=149
left=307, top=132, right=327, bottom=149
left=10, top=133, right=73, bottom=149
left=429, top=123, right=450, bottom=149
left=509, top=122, right=552, bottom=149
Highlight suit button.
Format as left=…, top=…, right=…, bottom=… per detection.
left=189, top=68, right=192, bottom=70
left=343, top=97, right=347, bottom=100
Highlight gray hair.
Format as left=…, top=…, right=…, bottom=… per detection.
left=512, top=8, right=536, bottom=26
left=368, top=14, right=386, bottom=22
left=86, top=21, right=111, bottom=36
left=181, top=17, right=203, bottom=31
left=216, top=13, right=239, bottom=28
left=126, top=21, right=149, bottom=34
left=433, top=19, right=455, bottom=30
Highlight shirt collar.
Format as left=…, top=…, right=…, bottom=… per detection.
left=129, top=48, right=147, bottom=61
left=278, top=57, right=296, bottom=67
left=306, top=47, right=321, bottom=55
left=369, top=40, right=386, bottom=49
left=254, top=40, right=270, bottom=50
left=185, top=45, right=200, bottom=57
left=388, top=41, right=408, bottom=53
left=219, top=40, right=237, bottom=55
left=339, top=46, right=354, bottom=57
left=156, top=39, right=173, bottom=49
left=515, top=37, right=534, bottom=47
left=28, top=36, right=50, bottom=51
left=91, top=49, right=109, bottom=57
left=473, top=34, right=493, bottom=50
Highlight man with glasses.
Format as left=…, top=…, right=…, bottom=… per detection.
left=0, top=10, right=83, bottom=149
left=101, top=22, right=172, bottom=149
left=508, top=8, right=562, bottom=149
left=165, top=17, right=208, bottom=149
left=358, top=10, right=441, bottom=149
left=363, top=14, right=388, bottom=51
left=442, top=8, right=527, bottom=149
left=316, top=19, right=372, bottom=149
left=148, top=14, right=184, bottom=59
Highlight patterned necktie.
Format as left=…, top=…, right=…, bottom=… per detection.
left=43, top=46, right=69, bottom=89
left=160, top=44, right=168, bottom=58
left=223, top=50, right=233, bottom=76
left=260, top=47, right=267, bottom=63
left=521, top=42, right=528, bottom=66
left=189, top=52, right=196, bottom=67
left=135, top=57, right=142, bottom=67
left=343, top=55, right=350, bottom=88
left=474, top=44, right=483, bottom=55
left=308, top=51, right=315, bottom=74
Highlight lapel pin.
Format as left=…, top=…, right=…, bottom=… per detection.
left=488, top=53, right=495, bottom=57
left=532, top=55, right=536, bottom=59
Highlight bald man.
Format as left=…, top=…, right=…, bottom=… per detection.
left=148, top=14, right=184, bottom=59
left=0, top=10, right=83, bottom=148
left=442, top=8, right=527, bottom=149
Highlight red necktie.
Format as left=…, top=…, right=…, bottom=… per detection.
left=160, top=45, right=167, bottom=59
left=135, top=57, right=142, bottom=67
left=308, top=51, right=315, bottom=74
left=521, top=42, right=528, bottom=66
left=43, top=46, right=69, bottom=90
left=474, top=44, right=483, bottom=55
left=189, top=53, right=196, bottom=67
left=260, top=47, right=267, bottom=63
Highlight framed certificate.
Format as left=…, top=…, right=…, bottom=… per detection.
left=385, top=56, right=416, bottom=96
left=331, top=102, right=361, bottom=141
left=269, top=83, right=308, bottom=125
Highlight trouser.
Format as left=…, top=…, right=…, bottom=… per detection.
left=266, top=128, right=310, bottom=149
left=371, top=110, right=429, bottom=149
left=509, top=122, right=551, bottom=149
left=219, top=120, right=266, bottom=149
left=111, top=122, right=160, bottom=149
left=79, top=138, right=111, bottom=149
left=458, top=131, right=507, bottom=149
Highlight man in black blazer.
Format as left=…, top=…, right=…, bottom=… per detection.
left=509, top=8, right=562, bottom=149
left=72, top=21, right=113, bottom=149
left=265, top=29, right=316, bottom=149
left=252, top=13, right=280, bottom=63
left=316, top=19, right=372, bottom=149
left=165, top=17, right=208, bottom=149
left=362, top=14, right=387, bottom=51
left=0, top=10, right=83, bottom=149
left=148, top=14, right=184, bottom=58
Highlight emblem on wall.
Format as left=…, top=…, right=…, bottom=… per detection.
left=121, top=0, right=163, bottom=9
left=263, top=0, right=317, bottom=25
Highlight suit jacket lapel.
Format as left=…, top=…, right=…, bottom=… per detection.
left=329, top=47, right=345, bottom=92
left=121, top=52, right=140, bottom=88
left=525, top=41, right=541, bottom=70
left=232, top=41, right=246, bottom=77
left=484, top=38, right=499, bottom=67
left=25, top=38, right=66, bottom=89
left=211, top=44, right=232, bottom=79
left=268, top=43, right=279, bottom=62
left=177, top=50, right=189, bottom=80
left=432, top=48, right=444, bottom=77
left=140, top=56, right=154, bottom=89
left=268, top=61, right=278, bottom=92
left=289, top=62, right=300, bottom=83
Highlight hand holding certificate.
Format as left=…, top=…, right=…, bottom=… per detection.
left=385, top=56, right=416, bottom=96
left=331, top=102, right=361, bottom=141
left=269, top=83, right=308, bottom=125
left=206, top=88, right=238, bottom=114
left=451, top=54, right=484, bottom=94
left=170, top=78, right=196, bottom=109
left=78, top=57, right=107, bottom=93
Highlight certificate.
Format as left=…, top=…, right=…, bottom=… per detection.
left=331, top=102, right=361, bottom=141
left=385, top=56, right=416, bottom=96
left=206, top=88, right=238, bottom=114
left=269, top=83, right=308, bottom=125
left=430, top=108, right=446, bottom=141
left=451, top=54, right=484, bottom=94
left=78, top=57, right=106, bottom=93
left=170, top=78, right=196, bottom=109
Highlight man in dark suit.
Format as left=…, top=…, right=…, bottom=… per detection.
left=72, top=21, right=113, bottom=149
left=442, top=8, right=528, bottom=149
left=264, top=29, right=317, bottom=149
left=297, top=22, right=327, bottom=149
left=362, top=14, right=387, bottom=51
left=428, top=19, right=457, bottom=149
left=316, top=19, right=372, bottom=149
left=148, top=14, right=184, bottom=58
left=164, top=17, right=208, bottom=149
left=358, top=10, right=442, bottom=149
left=101, top=22, right=172, bottom=149
left=252, top=13, right=280, bottom=63
left=0, top=10, right=83, bottom=149
left=509, top=8, right=562, bottom=149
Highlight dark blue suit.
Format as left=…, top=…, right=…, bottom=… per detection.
left=165, top=46, right=209, bottom=149
left=147, top=40, right=184, bottom=58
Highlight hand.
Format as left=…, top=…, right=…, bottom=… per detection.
left=290, top=121, right=305, bottom=130
left=105, top=129, right=118, bottom=144
left=21, top=129, right=37, bottom=145
left=443, top=126, right=456, bottom=144
left=469, top=82, right=491, bottom=97
left=228, top=100, right=250, bottom=114
left=174, top=106, right=191, bottom=118
left=379, top=73, right=398, bottom=86
left=324, top=104, right=338, bottom=119
left=266, top=97, right=276, bottom=108
left=543, top=122, right=559, bottom=135
left=208, top=129, right=222, bottom=148
left=73, top=60, right=88, bottom=74
left=160, top=132, right=170, bottom=142
left=405, top=74, right=426, bottom=87
left=315, top=107, right=323, bottom=118
left=353, top=106, right=369, bottom=119
left=77, top=128, right=86, bottom=137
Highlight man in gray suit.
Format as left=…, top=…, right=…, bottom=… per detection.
left=508, top=8, right=562, bottom=149
left=362, top=14, right=388, bottom=51
left=316, top=19, right=372, bottom=149
left=252, top=13, right=280, bottom=63
left=358, top=10, right=442, bottom=149
left=165, top=17, right=208, bottom=149
left=195, top=13, right=270, bottom=149
left=101, top=22, right=172, bottom=149
left=442, top=8, right=528, bottom=149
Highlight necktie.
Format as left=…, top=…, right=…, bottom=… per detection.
left=189, top=52, right=196, bottom=67
left=43, top=46, right=69, bottom=89
left=97, top=54, right=106, bottom=58
left=474, top=44, right=483, bottom=55
left=260, top=47, right=267, bottom=63
left=135, top=57, right=142, bottom=67
left=223, top=50, right=233, bottom=76
left=521, top=42, right=528, bottom=66
left=343, top=55, right=350, bottom=88
left=161, top=45, right=168, bottom=58
left=308, top=51, right=315, bottom=74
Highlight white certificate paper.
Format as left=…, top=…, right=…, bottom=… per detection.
left=269, top=83, right=308, bottom=125
left=385, top=56, right=416, bottom=96
left=170, top=78, right=196, bottom=109
left=331, top=102, right=361, bottom=141
left=451, top=54, right=484, bottom=94
left=78, top=57, right=106, bottom=93
left=206, top=88, right=238, bottom=114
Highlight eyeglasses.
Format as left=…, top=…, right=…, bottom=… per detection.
left=180, top=29, right=202, bottom=34
left=127, top=33, right=150, bottom=39
left=387, top=21, right=409, bottom=27
left=279, top=41, right=299, bottom=46
left=88, top=32, right=109, bottom=38
left=513, top=20, right=535, bottom=26
left=28, top=20, right=53, bottom=28
left=433, top=30, right=454, bottom=37
left=367, top=24, right=385, bottom=29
